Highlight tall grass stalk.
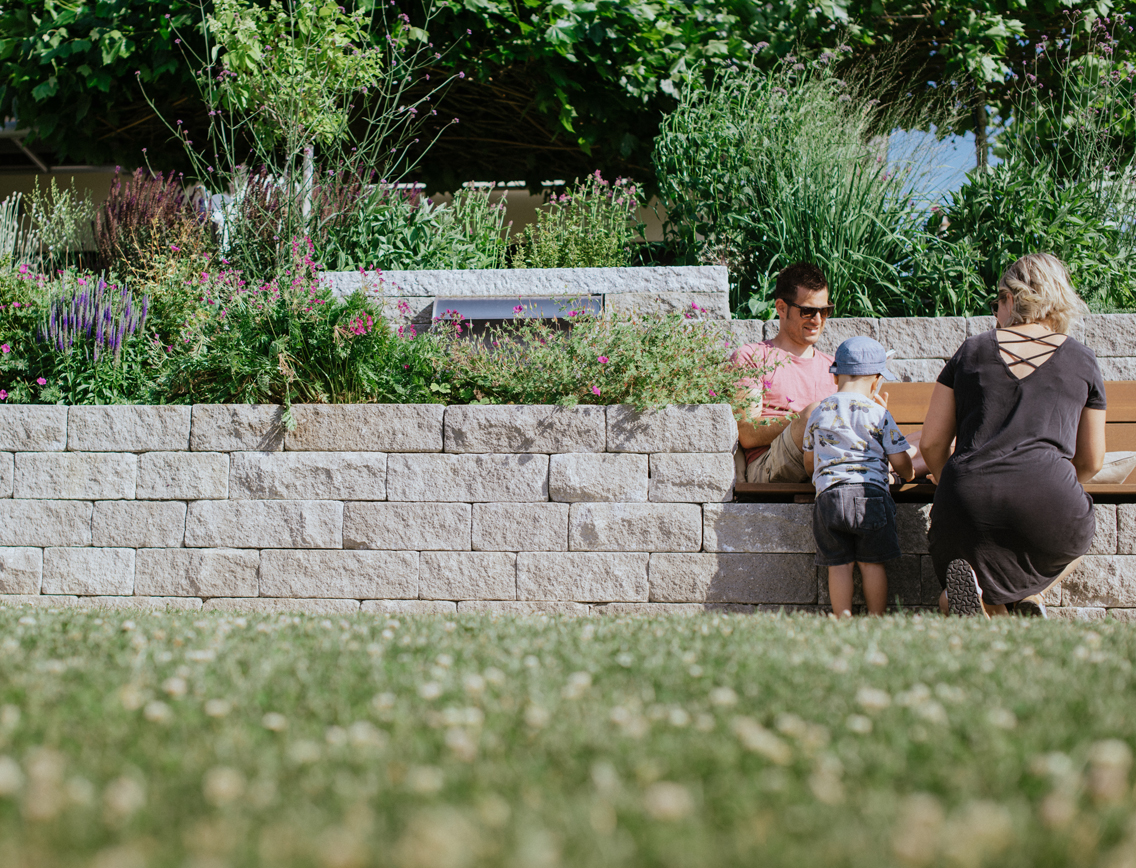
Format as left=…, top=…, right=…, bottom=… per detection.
left=654, top=49, right=951, bottom=318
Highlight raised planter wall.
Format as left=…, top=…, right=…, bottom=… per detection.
left=325, top=266, right=732, bottom=324
left=734, top=314, right=1136, bottom=381
left=0, top=403, right=1131, bottom=620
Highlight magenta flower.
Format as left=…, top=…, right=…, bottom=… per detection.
left=709, top=390, right=717, bottom=396
left=0, top=344, right=10, bottom=353
left=513, top=304, right=524, bottom=315
left=0, top=390, right=6, bottom=400
left=36, top=377, right=46, bottom=386
left=591, top=386, right=601, bottom=396
left=598, top=356, right=609, bottom=364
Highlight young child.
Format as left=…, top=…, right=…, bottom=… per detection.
left=802, top=336, right=914, bottom=617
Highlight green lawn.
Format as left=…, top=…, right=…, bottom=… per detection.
left=1, top=606, right=1134, bottom=868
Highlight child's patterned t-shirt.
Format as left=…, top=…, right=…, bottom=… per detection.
left=803, top=393, right=910, bottom=494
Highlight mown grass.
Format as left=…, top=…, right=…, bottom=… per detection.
left=1, top=606, right=1135, bottom=868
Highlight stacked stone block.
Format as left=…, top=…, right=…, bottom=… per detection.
left=2, top=401, right=1133, bottom=618
left=736, top=313, right=1136, bottom=381
left=325, top=266, right=731, bottom=324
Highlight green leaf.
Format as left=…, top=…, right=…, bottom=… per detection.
left=31, top=76, right=58, bottom=100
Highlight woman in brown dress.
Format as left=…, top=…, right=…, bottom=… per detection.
left=920, top=253, right=1107, bottom=617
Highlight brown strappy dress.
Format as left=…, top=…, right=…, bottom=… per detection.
left=928, top=328, right=1107, bottom=605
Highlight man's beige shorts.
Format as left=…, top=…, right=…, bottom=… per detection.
left=744, top=425, right=809, bottom=484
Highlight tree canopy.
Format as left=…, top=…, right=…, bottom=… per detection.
left=0, top=0, right=1127, bottom=188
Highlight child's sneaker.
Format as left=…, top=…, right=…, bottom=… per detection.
left=1011, top=598, right=1048, bottom=618
left=945, top=559, right=983, bottom=616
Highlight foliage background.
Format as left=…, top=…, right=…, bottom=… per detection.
left=2, top=0, right=1130, bottom=191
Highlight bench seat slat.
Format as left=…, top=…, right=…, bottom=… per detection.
left=738, top=380, right=1136, bottom=503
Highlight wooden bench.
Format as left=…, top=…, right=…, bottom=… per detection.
left=735, top=380, right=1136, bottom=503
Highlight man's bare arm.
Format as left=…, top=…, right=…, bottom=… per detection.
left=736, top=387, right=792, bottom=449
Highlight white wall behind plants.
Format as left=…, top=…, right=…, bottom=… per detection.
left=0, top=172, right=667, bottom=244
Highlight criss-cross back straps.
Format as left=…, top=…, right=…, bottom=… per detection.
left=996, top=327, right=1064, bottom=373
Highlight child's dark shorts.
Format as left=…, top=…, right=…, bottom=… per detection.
left=813, top=482, right=900, bottom=566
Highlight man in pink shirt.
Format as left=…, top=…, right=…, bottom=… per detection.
left=734, top=262, right=838, bottom=483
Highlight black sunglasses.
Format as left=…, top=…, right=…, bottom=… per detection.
left=786, top=300, right=836, bottom=320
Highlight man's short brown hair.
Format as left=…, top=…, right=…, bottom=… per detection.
left=774, top=262, right=828, bottom=305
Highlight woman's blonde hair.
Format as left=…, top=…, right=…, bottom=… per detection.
left=998, top=252, right=1088, bottom=335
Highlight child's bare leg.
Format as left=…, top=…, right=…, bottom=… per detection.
left=827, top=563, right=854, bottom=617
left=858, top=562, right=888, bottom=615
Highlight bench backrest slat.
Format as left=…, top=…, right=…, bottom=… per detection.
left=885, top=381, right=1136, bottom=449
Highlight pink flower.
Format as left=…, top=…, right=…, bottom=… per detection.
left=36, top=377, right=46, bottom=386
left=591, top=386, right=601, bottom=396
left=709, top=390, right=717, bottom=396
left=513, top=304, right=524, bottom=315
left=598, top=356, right=609, bottom=364
left=0, top=390, right=6, bottom=400
left=0, top=344, right=9, bottom=353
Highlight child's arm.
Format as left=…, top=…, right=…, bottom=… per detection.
left=803, top=450, right=814, bottom=477
left=888, top=450, right=914, bottom=482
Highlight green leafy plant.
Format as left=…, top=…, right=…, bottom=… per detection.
left=513, top=173, right=644, bottom=269
left=0, top=265, right=46, bottom=403
left=162, top=237, right=440, bottom=418
left=654, top=49, right=946, bottom=318
left=910, top=156, right=1136, bottom=315
left=912, top=15, right=1136, bottom=314
left=316, top=183, right=509, bottom=272
left=27, top=178, right=97, bottom=272
left=423, top=301, right=752, bottom=411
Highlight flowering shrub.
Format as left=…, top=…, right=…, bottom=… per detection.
left=162, top=238, right=439, bottom=417
left=421, top=301, right=750, bottom=412
left=0, top=236, right=748, bottom=410
left=513, top=173, right=644, bottom=269
left=0, top=266, right=45, bottom=402
left=39, top=277, right=149, bottom=363
left=0, top=267, right=160, bottom=404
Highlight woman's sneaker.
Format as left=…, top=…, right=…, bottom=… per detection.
left=945, top=559, right=984, bottom=616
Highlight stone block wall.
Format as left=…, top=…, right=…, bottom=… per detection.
left=325, top=266, right=731, bottom=324
left=4, top=354, right=1136, bottom=617
left=733, top=313, right=1136, bottom=381
left=4, top=403, right=804, bottom=617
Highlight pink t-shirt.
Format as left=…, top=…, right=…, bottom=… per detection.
left=733, top=340, right=837, bottom=464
